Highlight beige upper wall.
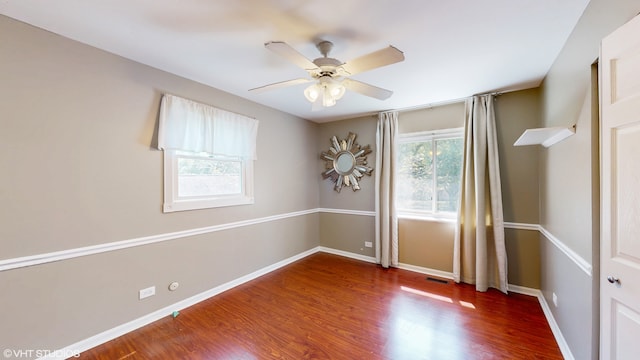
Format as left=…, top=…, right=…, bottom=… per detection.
left=317, top=115, right=378, bottom=211
left=399, top=102, right=465, bottom=133
left=495, top=88, right=540, bottom=223
left=401, top=92, right=540, bottom=223
left=316, top=93, right=542, bottom=219
left=317, top=92, right=540, bottom=223
left=316, top=104, right=467, bottom=213
left=0, top=15, right=320, bottom=259
left=318, top=90, right=542, bottom=288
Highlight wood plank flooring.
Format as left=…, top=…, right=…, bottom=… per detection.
left=78, top=253, right=563, bottom=359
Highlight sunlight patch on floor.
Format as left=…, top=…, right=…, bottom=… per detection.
left=400, top=286, right=476, bottom=309
left=459, top=300, right=476, bottom=309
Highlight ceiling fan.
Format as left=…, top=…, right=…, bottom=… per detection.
left=249, top=40, right=405, bottom=110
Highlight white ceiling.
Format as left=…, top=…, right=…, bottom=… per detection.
left=0, top=0, right=590, bottom=123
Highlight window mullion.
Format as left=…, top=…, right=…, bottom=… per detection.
left=432, top=140, right=437, bottom=213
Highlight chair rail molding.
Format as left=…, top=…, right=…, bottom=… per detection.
left=1, top=209, right=591, bottom=281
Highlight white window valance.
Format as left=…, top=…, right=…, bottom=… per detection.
left=158, top=94, right=259, bottom=160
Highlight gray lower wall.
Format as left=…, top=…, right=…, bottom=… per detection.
left=540, top=234, right=593, bottom=360
left=0, top=15, right=320, bottom=352
left=321, top=215, right=542, bottom=289
left=319, top=213, right=375, bottom=257
left=1, top=215, right=319, bottom=351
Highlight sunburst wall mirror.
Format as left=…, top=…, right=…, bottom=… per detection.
left=321, top=132, right=373, bottom=192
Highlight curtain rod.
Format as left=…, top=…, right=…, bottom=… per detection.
left=336, top=85, right=535, bottom=121
left=391, top=92, right=504, bottom=113
left=375, top=86, right=533, bottom=116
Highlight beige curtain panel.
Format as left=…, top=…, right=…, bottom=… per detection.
left=375, top=111, right=399, bottom=268
left=454, top=95, right=508, bottom=293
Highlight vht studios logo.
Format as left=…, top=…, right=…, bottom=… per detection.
left=3, top=348, right=80, bottom=358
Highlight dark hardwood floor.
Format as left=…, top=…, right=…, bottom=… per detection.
left=78, top=253, right=563, bottom=359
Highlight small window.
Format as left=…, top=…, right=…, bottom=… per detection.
left=157, top=94, right=258, bottom=213
left=163, top=150, right=254, bottom=212
left=396, top=128, right=464, bottom=218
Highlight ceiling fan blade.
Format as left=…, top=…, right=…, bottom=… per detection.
left=343, top=79, right=393, bottom=100
left=249, top=78, right=311, bottom=93
left=265, top=41, right=319, bottom=71
left=339, top=46, right=404, bottom=76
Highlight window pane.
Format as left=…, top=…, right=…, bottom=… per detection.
left=397, top=141, right=433, bottom=211
left=435, top=138, right=463, bottom=212
left=177, top=156, right=242, bottom=197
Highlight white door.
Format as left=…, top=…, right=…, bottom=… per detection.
left=600, top=13, right=640, bottom=360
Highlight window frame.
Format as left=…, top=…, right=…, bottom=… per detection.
left=163, top=149, right=254, bottom=213
left=396, top=127, right=464, bottom=220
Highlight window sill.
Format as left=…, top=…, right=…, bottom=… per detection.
left=163, top=196, right=254, bottom=213
left=397, top=213, right=457, bottom=223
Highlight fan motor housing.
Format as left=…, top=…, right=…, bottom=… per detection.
left=312, top=57, right=342, bottom=77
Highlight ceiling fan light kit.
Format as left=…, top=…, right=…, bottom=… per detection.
left=250, top=40, right=404, bottom=109
left=304, top=75, right=346, bottom=107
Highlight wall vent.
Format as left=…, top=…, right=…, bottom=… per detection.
left=426, top=277, right=448, bottom=284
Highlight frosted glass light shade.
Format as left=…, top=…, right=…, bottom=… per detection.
left=330, top=83, right=345, bottom=99
left=304, top=84, right=320, bottom=102
left=304, top=79, right=346, bottom=107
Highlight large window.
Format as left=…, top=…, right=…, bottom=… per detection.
left=396, top=128, right=464, bottom=218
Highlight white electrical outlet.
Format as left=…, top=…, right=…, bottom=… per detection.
left=364, top=241, right=373, bottom=248
left=139, top=286, right=156, bottom=300
left=552, top=292, right=558, bottom=307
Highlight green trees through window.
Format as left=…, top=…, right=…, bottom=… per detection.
left=396, top=130, right=463, bottom=216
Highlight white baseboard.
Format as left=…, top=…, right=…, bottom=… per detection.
left=41, top=247, right=321, bottom=360
left=317, top=246, right=377, bottom=264
left=323, top=250, right=575, bottom=360
left=507, top=284, right=540, bottom=296
left=508, top=286, right=575, bottom=360
left=42, top=246, right=574, bottom=360
left=398, top=262, right=455, bottom=280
